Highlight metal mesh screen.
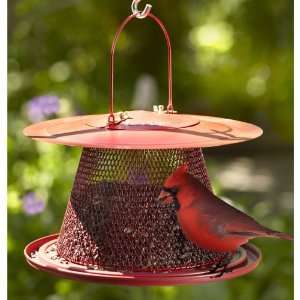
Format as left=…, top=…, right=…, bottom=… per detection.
left=57, top=148, right=232, bottom=272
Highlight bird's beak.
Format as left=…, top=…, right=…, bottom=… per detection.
left=157, top=190, right=173, bottom=204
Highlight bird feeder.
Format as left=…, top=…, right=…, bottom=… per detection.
left=23, top=1, right=263, bottom=286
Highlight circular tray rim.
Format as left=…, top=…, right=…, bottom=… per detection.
left=24, top=234, right=262, bottom=286
left=23, top=112, right=263, bottom=149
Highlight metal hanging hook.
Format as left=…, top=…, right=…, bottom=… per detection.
left=131, top=0, right=152, bottom=19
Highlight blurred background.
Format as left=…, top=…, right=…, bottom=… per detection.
left=8, top=0, right=293, bottom=299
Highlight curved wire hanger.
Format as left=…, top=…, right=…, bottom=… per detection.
left=108, top=1, right=174, bottom=127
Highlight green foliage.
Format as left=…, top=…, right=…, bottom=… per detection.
left=8, top=0, right=293, bottom=299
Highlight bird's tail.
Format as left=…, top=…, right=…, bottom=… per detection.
left=264, top=229, right=293, bottom=241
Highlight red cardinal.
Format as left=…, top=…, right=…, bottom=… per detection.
left=158, top=165, right=293, bottom=253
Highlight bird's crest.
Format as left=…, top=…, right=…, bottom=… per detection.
left=164, top=164, right=189, bottom=188
left=176, top=164, right=188, bottom=174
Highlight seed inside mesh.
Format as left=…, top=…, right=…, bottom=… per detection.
left=57, top=148, right=233, bottom=272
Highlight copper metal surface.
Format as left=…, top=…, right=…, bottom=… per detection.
left=23, top=111, right=263, bottom=149
left=25, top=234, right=262, bottom=286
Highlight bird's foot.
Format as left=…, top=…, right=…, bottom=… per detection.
left=207, top=256, right=233, bottom=279
left=211, top=264, right=233, bottom=278
left=206, top=264, right=221, bottom=275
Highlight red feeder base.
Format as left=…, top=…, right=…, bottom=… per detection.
left=25, top=234, right=262, bottom=286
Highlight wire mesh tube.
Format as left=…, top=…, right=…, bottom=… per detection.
left=57, top=148, right=232, bottom=272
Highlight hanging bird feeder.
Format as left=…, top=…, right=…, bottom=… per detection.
left=23, top=0, right=263, bottom=286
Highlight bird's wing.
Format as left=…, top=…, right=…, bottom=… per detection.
left=198, top=192, right=269, bottom=237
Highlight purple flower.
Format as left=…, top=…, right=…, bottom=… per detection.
left=26, top=95, right=60, bottom=122
left=22, top=192, right=46, bottom=216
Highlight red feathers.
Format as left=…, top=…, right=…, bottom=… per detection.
left=163, top=164, right=188, bottom=186
left=159, top=165, right=293, bottom=252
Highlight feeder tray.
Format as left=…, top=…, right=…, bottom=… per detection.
left=25, top=234, right=261, bottom=286
left=23, top=4, right=263, bottom=286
